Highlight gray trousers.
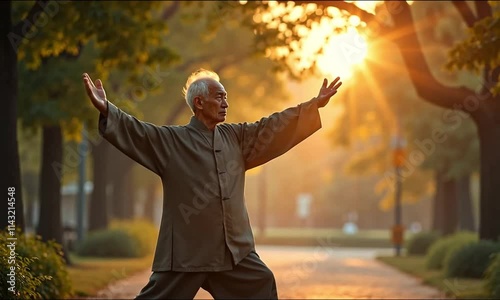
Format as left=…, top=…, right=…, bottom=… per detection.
left=135, top=251, right=278, bottom=299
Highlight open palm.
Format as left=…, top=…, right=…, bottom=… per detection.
left=82, top=73, right=108, bottom=115
left=316, top=77, right=342, bottom=108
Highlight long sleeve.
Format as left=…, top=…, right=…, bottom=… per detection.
left=237, top=99, right=322, bottom=170
left=98, top=102, right=170, bottom=176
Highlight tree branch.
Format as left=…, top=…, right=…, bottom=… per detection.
left=475, top=1, right=493, bottom=20
left=213, top=51, right=253, bottom=74
left=12, top=0, right=51, bottom=38
left=451, top=1, right=477, bottom=27
left=289, top=1, right=377, bottom=24
left=388, top=1, right=480, bottom=115
left=162, top=1, right=180, bottom=20
left=281, top=0, right=393, bottom=37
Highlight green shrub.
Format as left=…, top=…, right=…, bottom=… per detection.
left=445, top=240, right=500, bottom=278
left=110, top=219, right=158, bottom=257
left=77, top=219, right=158, bottom=258
left=0, top=229, right=73, bottom=299
left=425, top=231, right=477, bottom=270
left=405, top=231, right=441, bottom=255
left=76, top=228, right=138, bottom=257
left=485, top=253, right=500, bottom=298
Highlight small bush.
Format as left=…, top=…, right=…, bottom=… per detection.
left=76, top=228, right=138, bottom=257
left=0, top=229, right=73, bottom=299
left=445, top=240, right=500, bottom=278
left=426, top=231, right=477, bottom=270
left=110, top=219, right=158, bottom=257
left=405, top=231, right=441, bottom=255
left=77, top=219, right=158, bottom=258
left=485, top=253, right=500, bottom=298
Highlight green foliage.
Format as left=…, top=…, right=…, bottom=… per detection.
left=405, top=231, right=441, bottom=256
left=0, top=229, right=73, bottom=299
left=447, top=2, right=500, bottom=95
left=445, top=241, right=500, bottom=278
left=77, top=219, right=158, bottom=258
left=485, top=253, right=500, bottom=298
left=76, top=228, right=138, bottom=258
left=14, top=1, right=181, bottom=132
left=109, top=219, right=159, bottom=257
left=425, top=231, right=477, bottom=270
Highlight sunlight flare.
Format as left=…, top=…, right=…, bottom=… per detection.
left=316, top=28, right=369, bottom=79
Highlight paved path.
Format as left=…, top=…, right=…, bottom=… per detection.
left=91, top=245, right=446, bottom=299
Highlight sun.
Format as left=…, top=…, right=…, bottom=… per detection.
left=316, top=28, right=369, bottom=79
left=258, top=1, right=370, bottom=80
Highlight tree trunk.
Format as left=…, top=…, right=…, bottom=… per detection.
left=88, top=140, right=110, bottom=231
left=143, top=182, right=157, bottom=223
left=36, top=125, right=70, bottom=264
left=109, top=148, right=134, bottom=219
left=1, top=1, right=25, bottom=232
left=432, top=171, right=458, bottom=235
left=387, top=1, right=500, bottom=241
left=477, top=123, right=500, bottom=240
left=441, top=177, right=458, bottom=236
left=432, top=172, right=445, bottom=233
left=457, top=174, right=475, bottom=232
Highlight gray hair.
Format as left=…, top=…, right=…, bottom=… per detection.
left=183, top=68, right=220, bottom=113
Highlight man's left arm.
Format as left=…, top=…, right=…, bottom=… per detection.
left=238, top=77, right=342, bottom=170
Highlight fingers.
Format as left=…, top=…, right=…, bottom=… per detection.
left=82, top=73, right=93, bottom=94
left=321, top=78, right=327, bottom=89
left=327, top=76, right=341, bottom=89
left=333, top=81, right=342, bottom=91
left=96, top=79, right=103, bottom=89
left=83, top=73, right=94, bottom=89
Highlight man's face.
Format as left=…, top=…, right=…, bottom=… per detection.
left=199, top=79, right=228, bottom=124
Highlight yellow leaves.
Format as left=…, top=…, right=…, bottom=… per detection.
left=375, top=168, right=434, bottom=211
left=62, top=118, right=83, bottom=143
left=137, top=52, right=149, bottom=64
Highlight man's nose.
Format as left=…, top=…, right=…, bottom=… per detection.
left=222, top=99, right=229, bottom=108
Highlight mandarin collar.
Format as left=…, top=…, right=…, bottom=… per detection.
left=188, top=116, right=216, bottom=133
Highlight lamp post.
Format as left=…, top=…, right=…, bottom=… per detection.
left=391, top=125, right=406, bottom=256
left=76, top=123, right=88, bottom=243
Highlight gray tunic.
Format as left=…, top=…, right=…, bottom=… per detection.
left=99, top=99, right=321, bottom=272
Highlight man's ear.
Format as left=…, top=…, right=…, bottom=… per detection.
left=194, top=96, right=203, bottom=111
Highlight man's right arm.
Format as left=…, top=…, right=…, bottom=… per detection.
left=83, top=73, right=169, bottom=176
left=98, top=102, right=170, bottom=176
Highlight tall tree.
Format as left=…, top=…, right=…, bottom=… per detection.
left=225, top=0, right=498, bottom=240
left=11, top=1, right=180, bottom=244
left=1, top=1, right=24, bottom=231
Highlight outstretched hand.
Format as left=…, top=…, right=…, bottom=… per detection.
left=82, top=73, right=108, bottom=116
left=315, top=77, right=342, bottom=108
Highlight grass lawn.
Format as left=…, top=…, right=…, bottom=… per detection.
left=255, top=227, right=412, bottom=248
left=377, top=255, right=491, bottom=299
left=67, top=253, right=153, bottom=297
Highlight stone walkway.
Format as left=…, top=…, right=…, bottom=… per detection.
left=88, top=245, right=446, bottom=299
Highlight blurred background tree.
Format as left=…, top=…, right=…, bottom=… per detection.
left=215, top=0, right=497, bottom=240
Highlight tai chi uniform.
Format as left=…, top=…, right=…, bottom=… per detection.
left=98, top=99, right=322, bottom=299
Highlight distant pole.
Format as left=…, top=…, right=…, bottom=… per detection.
left=76, top=123, right=88, bottom=243
left=394, top=160, right=403, bottom=256
left=391, top=123, right=406, bottom=256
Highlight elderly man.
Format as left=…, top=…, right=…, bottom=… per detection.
left=82, top=69, right=342, bottom=299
